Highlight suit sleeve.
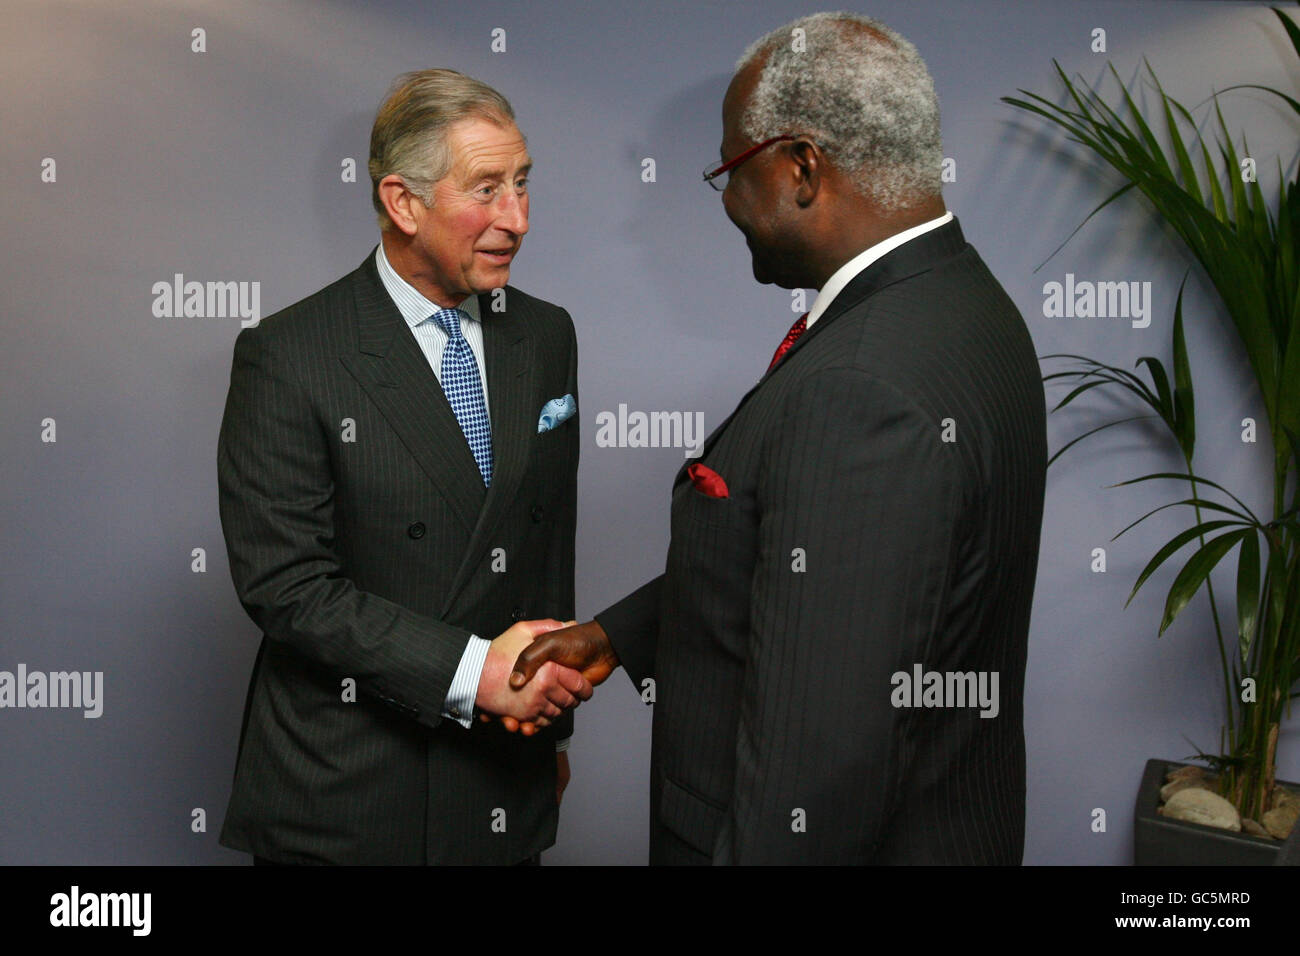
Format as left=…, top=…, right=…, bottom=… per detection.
left=594, top=574, right=662, bottom=692
left=541, top=310, right=580, bottom=742
left=217, top=324, right=472, bottom=730
left=714, top=366, right=963, bottom=864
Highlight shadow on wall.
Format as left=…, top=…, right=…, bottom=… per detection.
left=618, top=72, right=786, bottom=421
left=622, top=72, right=740, bottom=333
left=315, top=109, right=385, bottom=261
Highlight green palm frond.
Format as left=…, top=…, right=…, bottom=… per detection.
left=1005, top=6, right=1300, bottom=820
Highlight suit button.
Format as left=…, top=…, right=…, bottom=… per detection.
left=408, top=522, right=426, bottom=539
left=511, top=607, right=525, bottom=621
left=531, top=505, right=544, bottom=523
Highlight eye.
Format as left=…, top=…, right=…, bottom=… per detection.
left=515, top=177, right=529, bottom=191
left=475, top=184, right=498, bottom=199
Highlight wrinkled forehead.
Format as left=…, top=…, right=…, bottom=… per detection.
left=447, top=118, right=531, bottom=177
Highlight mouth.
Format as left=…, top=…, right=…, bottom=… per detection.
left=477, top=248, right=515, bottom=265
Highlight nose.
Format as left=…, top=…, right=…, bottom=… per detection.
left=496, top=190, right=529, bottom=236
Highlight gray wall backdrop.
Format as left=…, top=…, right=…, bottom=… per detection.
left=2, top=0, right=1296, bottom=864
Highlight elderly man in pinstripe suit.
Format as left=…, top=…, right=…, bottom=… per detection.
left=216, top=69, right=591, bottom=865
left=509, top=13, right=1047, bottom=864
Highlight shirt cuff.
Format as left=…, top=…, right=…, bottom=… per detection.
left=555, top=736, right=571, bottom=753
left=441, top=635, right=491, bottom=728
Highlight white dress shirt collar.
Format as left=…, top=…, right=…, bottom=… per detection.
left=375, top=241, right=481, bottom=328
left=804, top=211, right=953, bottom=329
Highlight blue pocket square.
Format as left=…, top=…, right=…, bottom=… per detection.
left=538, top=394, right=576, bottom=433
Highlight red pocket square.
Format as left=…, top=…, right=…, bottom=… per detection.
left=687, top=463, right=729, bottom=498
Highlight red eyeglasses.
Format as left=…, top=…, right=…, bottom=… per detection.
left=702, top=135, right=796, bottom=191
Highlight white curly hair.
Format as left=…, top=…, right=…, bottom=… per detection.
left=736, top=12, right=943, bottom=211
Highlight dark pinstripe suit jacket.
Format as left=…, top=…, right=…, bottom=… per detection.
left=597, top=218, right=1046, bottom=864
left=216, top=249, right=579, bottom=864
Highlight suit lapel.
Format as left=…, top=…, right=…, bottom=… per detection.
left=440, top=288, right=535, bottom=612
left=676, top=217, right=968, bottom=483
left=683, top=380, right=762, bottom=479
left=777, top=216, right=967, bottom=369
left=340, top=251, right=485, bottom=535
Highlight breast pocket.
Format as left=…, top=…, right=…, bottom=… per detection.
left=533, top=417, right=574, bottom=446
left=665, top=471, right=758, bottom=658
left=527, top=417, right=576, bottom=487
left=672, top=469, right=756, bottom=536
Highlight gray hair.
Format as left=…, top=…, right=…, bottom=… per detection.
left=368, top=69, right=516, bottom=230
left=736, top=12, right=942, bottom=211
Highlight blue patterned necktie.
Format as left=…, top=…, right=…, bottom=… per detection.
left=431, top=307, right=493, bottom=486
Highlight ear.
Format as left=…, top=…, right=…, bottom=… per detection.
left=377, top=174, right=422, bottom=237
left=789, top=137, right=824, bottom=209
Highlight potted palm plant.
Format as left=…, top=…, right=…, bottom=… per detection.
left=1003, top=6, right=1300, bottom=863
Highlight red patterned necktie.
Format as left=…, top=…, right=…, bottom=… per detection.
left=767, top=313, right=808, bottom=371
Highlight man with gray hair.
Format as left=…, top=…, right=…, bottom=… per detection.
left=509, top=13, right=1046, bottom=864
left=216, top=68, right=590, bottom=864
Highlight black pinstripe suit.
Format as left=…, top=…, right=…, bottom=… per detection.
left=597, top=218, right=1046, bottom=864
left=216, top=249, right=579, bottom=864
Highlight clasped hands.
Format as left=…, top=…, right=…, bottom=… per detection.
left=474, top=618, right=619, bottom=734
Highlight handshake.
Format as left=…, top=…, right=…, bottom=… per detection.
left=473, top=618, right=620, bottom=733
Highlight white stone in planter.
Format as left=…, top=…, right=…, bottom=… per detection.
left=1262, top=803, right=1299, bottom=840
left=1241, top=818, right=1272, bottom=838
left=1160, top=776, right=1217, bottom=802
left=1165, top=764, right=1210, bottom=783
left=1272, top=787, right=1300, bottom=811
left=1160, top=789, right=1242, bottom=832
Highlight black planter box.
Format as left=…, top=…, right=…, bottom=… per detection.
left=1134, top=758, right=1286, bottom=865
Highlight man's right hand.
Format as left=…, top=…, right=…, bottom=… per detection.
left=510, top=619, right=619, bottom=688
left=474, top=620, right=594, bottom=726
left=485, top=620, right=620, bottom=734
